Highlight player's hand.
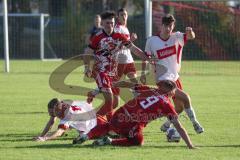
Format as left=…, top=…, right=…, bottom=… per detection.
left=185, top=27, right=193, bottom=32
left=84, top=68, right=92, bottom=78
left=188, top=145, right=198, bottom=149
left=140, top=73, right=146, bottom=84
left=130, top=33, right=138, bottom=42
left=35, top=136, right=47, bottom=142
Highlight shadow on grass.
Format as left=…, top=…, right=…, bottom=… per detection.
left=0, top=111, right=46, bottom=115
left=0, top=133, right=73, bottom=143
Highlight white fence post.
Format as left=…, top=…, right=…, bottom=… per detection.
left=3, top=0, right=9, bottom=73
left=40, top=14, right=44, bottom=60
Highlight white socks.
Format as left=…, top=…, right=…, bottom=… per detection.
left=184, top=107, right=199, bottom=124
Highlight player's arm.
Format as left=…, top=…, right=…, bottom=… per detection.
left=140, top=60, right=149, bottom=84
left=130, top=32, right=138, bottom=42
left=112, top=81, right=137, bottom=88
left=127, top=43, right=149, bottom=61
left=36, top=128, right=66, bottom=142
left=83, top=47, right=94, bottom=77
left=171, top=117, right=196, bottom=149
left=33, top=116, right=57, bottom=140
left=185, top=27, right=195, bottom=40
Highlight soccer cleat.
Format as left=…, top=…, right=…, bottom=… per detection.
left=193, top=123, right=204, bottom=134
left=160, top=123, right=170, bottom=132
left=92, top=136, right=112, bottom=146
left=72, top=134, right=88, bottom=144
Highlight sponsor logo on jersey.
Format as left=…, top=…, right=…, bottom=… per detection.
left=156, top=46, right=176, bottom=59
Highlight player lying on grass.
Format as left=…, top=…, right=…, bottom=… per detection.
left=33, top=99, right=98, bottom=141
left=73, top=80, right=196, bottom=149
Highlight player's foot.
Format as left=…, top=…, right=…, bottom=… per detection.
left=92, top=136, right=112, bottom=146
left=72, top=134, right=88, bottom=144
left=160, top=123, right=170, bottom=132
left=193, top=123, right=204, bottom=134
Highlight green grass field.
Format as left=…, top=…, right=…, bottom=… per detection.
left=0, top=60, right=240, bottom=160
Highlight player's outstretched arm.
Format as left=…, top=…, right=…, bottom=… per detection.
left=112, top=81, right=137, bottom=88
left=171, top=117, right=196, bottom=149
left=33, top=116, right=57, bottom=141
left=36, top=128, right=66, bottom=142
left=83, top=47, right=94, bottom=77
left=140, top=60, right=149, bottom=84
left=128, top=43, right=149, bottom=61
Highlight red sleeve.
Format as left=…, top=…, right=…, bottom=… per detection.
left=183, top=33, right=187, bottom=45
left=113, top=33, right=132, bottom=47
left=88, top=34, right=101, bottom=50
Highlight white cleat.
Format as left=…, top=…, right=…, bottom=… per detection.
left=92, top=136, right=112, bottom=146
left=160, top=123, right=170, bottom=132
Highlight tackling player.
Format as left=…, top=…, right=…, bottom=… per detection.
left=140, top=14, right=204, bottom=134
left=73, top=80, right=196, bottom=149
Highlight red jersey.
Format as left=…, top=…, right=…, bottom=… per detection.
left=89, top=29, right=131, bottom=76
left=116, top=85, right=177, bottom=126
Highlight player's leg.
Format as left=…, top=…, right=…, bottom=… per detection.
left=174, top=89, right=204, bottom=134
left=73, top=116, right=109, bottom=144
left=93, top=124, right=144, bottom=146
left=95, top=72, right=114, bottom=121
left=125, top=63, right=138, bottom=83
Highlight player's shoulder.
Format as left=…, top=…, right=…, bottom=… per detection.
left=172, top=31, right=184, bottom=38
left=146, top=35, right=159, bottom=42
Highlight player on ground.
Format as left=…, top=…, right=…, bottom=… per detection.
left=140, top=14, right=204, bottom=134
left=33, top=98, right=97, bottom=141
left=73, top=80, right=196, bottom=149
left=83, top=11, right=148, bottom=120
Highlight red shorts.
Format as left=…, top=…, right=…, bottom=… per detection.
left=117, top=63, right=136, bottom=79
left=156, top=78, right=183, bottom=90
left=95, top=72, right=120, bottom=95
left=175, top=78, right=183, bottom=90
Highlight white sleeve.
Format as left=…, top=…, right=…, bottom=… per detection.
left=175, top=31, right=185, bottom=46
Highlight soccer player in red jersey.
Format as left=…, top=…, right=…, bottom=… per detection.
left=73, top=80, right=196, bottom=149
left=140, top=14, right=204, bottom=134
left=83, top=11, right=148, bottom=121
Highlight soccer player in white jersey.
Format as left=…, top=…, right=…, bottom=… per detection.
left=33, top=98, right=97, bottom=141
left=140, top=14, right=204, bottom=134
left=115, top=8, right=138, bottom=83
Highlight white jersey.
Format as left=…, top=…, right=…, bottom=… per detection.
left=145, top=32, right=186, bottom=81
left=58, top=101, right=97, bottom=134
left=114, top=23, right=134, bottom=64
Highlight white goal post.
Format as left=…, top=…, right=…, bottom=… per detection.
left=144, top=0, right=152, bottom=38
left=2, top=1, right=50, bottom=72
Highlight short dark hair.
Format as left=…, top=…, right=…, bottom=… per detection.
left=117, top=8, right=127, bottom=15
left=100, top=11, right=116, bottom=20
left=48, top=98, right=59, bottom=109
left=162, top=14, right=175, bottom=25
